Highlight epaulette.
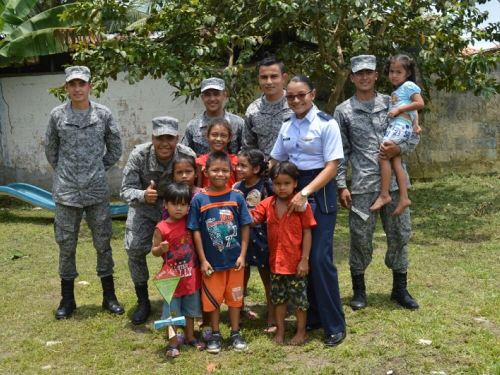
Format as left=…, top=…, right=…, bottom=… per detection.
left=317, top=111, right=333, bottom=121
left=283, top=115, right=292, bottom=122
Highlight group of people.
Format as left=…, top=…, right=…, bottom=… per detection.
left=44, top=53, right=423, bottom=356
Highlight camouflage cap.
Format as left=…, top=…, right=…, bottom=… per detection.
left=65, top=66, right=91, bottom=82
left=201, top=77, right=225, bottom=92
left=152, top=116, right=179, bottom=137
left=350, top=55, right=376, bottom=73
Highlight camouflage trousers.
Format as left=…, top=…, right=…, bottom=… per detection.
left=54, top=202, right=114, bottom=280
left=349, top=191, right=411, bottom=275
left=124, top=207, right=160, bottom=285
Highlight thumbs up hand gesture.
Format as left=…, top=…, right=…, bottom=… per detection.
left=144, top=180, right=158, bottom=204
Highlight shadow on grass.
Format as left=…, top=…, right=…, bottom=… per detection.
left=340, top=293, right=417, bottom=312
left=0, top=198, right=128, bottom=225
left=409, top=178, right=500, bottom=244
left=0, top=209, right=54, bottom=225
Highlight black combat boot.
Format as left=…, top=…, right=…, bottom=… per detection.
left=390, top=271, right=419, bottom=310
left=350, top=272, right=367, bottom=310
left=55, top=279, right=76, bottom=320
left=101, top=275, right=125, bottom=315
left=132, top=283, right=151, bottom=325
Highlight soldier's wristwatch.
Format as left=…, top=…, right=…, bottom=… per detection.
left=300, top=190, right=309, bottom=197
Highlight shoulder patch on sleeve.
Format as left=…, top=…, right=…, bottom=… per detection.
left=317, top=111, right=333, bottom=121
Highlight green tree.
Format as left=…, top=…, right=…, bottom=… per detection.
left=0, top=0, right=146, bottom=68
left=0, top=0, right=82, bottom=67
left=60, top=0, right=500, bottom=114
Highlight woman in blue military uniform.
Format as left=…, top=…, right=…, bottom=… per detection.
left=270, top=75, right=346, bottom=347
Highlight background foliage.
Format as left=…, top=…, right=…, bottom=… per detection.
left=49, top=0, right=500, bottom=114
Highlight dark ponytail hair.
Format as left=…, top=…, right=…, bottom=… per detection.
left=238, top=149, right=273, bottom=199
left=384, top=54, right=421, bottom=87
left=288, top=74, right=315, bottom=91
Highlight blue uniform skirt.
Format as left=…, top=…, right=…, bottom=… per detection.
left=298, top=169, right=346, bottom=335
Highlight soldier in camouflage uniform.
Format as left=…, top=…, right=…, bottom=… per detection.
left=180, top=77, right=243, bottom=156
left=243, top=56, right=294, bottom=159
left=44, top=66, right=124, bottom=320
left=121, top=116, right=196, bottom=325
left=334, top=55, right=420, bottom=311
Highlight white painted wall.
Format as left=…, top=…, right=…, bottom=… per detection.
left=0, top=73, right=204, bottom=193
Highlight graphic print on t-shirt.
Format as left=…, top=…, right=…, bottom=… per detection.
left=206, top=209, right=238, bottom=251
left=166, top=233, right=195, bottom=278
left=245, top=188, right=262, bottom=207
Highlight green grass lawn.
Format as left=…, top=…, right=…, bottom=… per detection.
left=1, top=174, right=499, bottom=374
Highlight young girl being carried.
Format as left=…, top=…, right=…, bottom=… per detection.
left=196, top=118, right=239, bottom=188
left=152, top=183, right=204, bottom=358
left=233, top=149, right=277, bottom=333
left=370, top=54, right=424, bottom=216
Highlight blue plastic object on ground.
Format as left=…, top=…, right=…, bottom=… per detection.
left=0, top=183, right=128, bottom=218
left=154, top=316, right=187, bottom=330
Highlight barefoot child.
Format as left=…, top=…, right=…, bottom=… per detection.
left=187, top=151, right=253, bottom=354
left=370, top=54, right=424, bottom=216
left=196, top=118, right=239, bottom=188
left=251, top=161, right=316, bottom=345
left=234, top=149, right=277, bottom=332
left=152, top=183, right=203, bottom=358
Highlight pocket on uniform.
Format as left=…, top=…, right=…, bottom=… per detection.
left=300, top=136, right=322, bottom=154
left=314, top=178, right=337, bottom=214
left=59, top=128, right=78, bottom=148
left=193, top=134, right=207, bottom=149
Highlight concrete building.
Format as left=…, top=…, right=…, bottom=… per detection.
left=0, top=73, right=203, bottom=193
left=1, top=67, right=500, bottom=193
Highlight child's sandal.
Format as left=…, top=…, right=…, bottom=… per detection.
left=264, top=323, right=277, bottom=333
left=240, top=306, right=258, bottom=320
left=188, top=339, right=206, bottom=351
left=165, top=346, right=180, bottom=358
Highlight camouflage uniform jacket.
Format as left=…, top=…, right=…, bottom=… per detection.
left=243, top=93, right=294, bottom=159
left=334, top=93, right=420, bottom=194
left=44, top=101, right=122, bottom=207
left=120, top=143, right=196, bottom=221
left=180, top=111, right=244, bottom=156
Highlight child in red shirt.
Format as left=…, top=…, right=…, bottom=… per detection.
left=152, top=183, right=203, bottom=358
left=251, top=161, right=316, bottom=346
left=196, top=118, right=238, bottom=188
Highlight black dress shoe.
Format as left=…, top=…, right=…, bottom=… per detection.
left=305, top=323, right=323, bottom=332
left=324, top=330, right=346, bottom=347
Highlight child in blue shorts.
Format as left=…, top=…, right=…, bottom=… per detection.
left=152, top=183, right=203, bottom=358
